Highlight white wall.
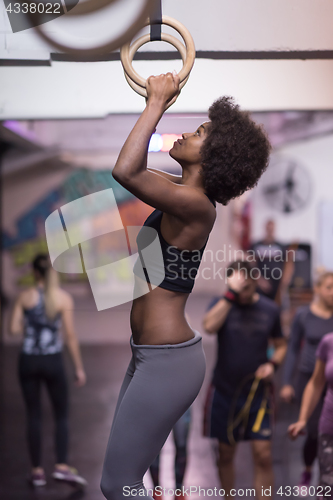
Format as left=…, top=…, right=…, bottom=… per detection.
left=2, top=59, right=333, bottom=119
left=251, top=133, right=333, bottom=270
left=319, top=201, right=333, bottom=270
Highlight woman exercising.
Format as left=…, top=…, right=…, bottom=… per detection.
left=10, top=254, right=87, bottom=488
left=280, top=272, right=333, bottom=488
left=100, top=72, right=271, bottom=500
left=289, top=332, right=333, bottom=496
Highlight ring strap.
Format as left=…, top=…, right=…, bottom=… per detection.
left=150, top=0, right=162, bottom=41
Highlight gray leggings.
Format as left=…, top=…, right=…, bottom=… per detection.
left=101, top=331, right=206, bottom=500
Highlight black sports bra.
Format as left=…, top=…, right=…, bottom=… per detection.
left=134, top=194, right=216, bottom=294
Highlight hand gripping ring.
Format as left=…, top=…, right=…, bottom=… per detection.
left=120, top=15, right=195, bottom=102
left=123, top=32, right=190, bottom=109
left=24, top=0, right=156, bottom=58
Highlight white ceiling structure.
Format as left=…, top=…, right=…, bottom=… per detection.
left=1, top=0, right=333, bottom=118
left=3, top=0, right=333, bottom=57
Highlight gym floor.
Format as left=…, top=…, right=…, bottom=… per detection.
left=0, top=294, right=313, bottom=500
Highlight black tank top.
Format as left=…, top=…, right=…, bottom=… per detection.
left=134, top=194, right=216, bottom=293
left=22, top=288, right=62, bottom=355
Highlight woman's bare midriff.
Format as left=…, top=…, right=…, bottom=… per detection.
left=130, top=285, right=195, bottom=345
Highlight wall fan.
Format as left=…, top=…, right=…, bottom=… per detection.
left=260, top=155, right=312, bottom=213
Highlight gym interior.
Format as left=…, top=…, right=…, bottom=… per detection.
left=1, top=1, right=333, bottom=499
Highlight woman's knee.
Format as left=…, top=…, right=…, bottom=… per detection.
left=100, top=480, right=113, bottom=500
left=100, top=474, right=120, bottom=500
left=100, top=475, right=145, bottom=500
left=100, top=471, right=127, bottom=500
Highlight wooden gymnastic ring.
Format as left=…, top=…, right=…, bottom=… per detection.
left=124, top=32, right=190, bottom=109
left=120, top=15, right=195, bottom=88
left=23, top=0, right=156, bottom=58
left=124, top=32, right=190, bottom=97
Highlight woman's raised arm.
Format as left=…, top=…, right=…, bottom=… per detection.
left=112, top=72, right=179, bottom=182
left=112, top=73, right=207, bottom=220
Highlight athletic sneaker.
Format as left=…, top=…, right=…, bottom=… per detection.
left=28, top=471, right=47, bottom=487
left=52, top=466, right=87, bottom=486
left=298, top=470, right=311, bottom=493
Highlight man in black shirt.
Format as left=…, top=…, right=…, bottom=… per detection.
left=203, top=260, right=287, bottom=500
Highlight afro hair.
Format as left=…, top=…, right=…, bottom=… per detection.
left=200, top=96, right=271, bottom=205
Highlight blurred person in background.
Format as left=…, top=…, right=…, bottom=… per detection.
left=280, top=271, right=333, bottom=490
left=202, top=260, right=287, bottom=500
left=251, top=219, right=289, bottom=303
left=10, top=254, right=87, bottom=488
left=289, top=331, right=333, bottom=497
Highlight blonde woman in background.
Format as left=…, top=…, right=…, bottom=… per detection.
left=280, top=271, right=333, bottom=489
left=289, top=331, right=333, bottom=497
left=10, top=254, right=87, bottom=488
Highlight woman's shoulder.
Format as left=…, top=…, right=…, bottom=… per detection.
left=293, top=305, right=311, bottom=324
left=188, top=191, right=216, bottom=229
left=317, top=332, right=333, bottom=362
left=19, top=287, right=39, bottom=308
left=56, top=288, right=74, bottom=309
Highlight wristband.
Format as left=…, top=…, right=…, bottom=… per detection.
left=223, top=287, right=239, bottom=303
